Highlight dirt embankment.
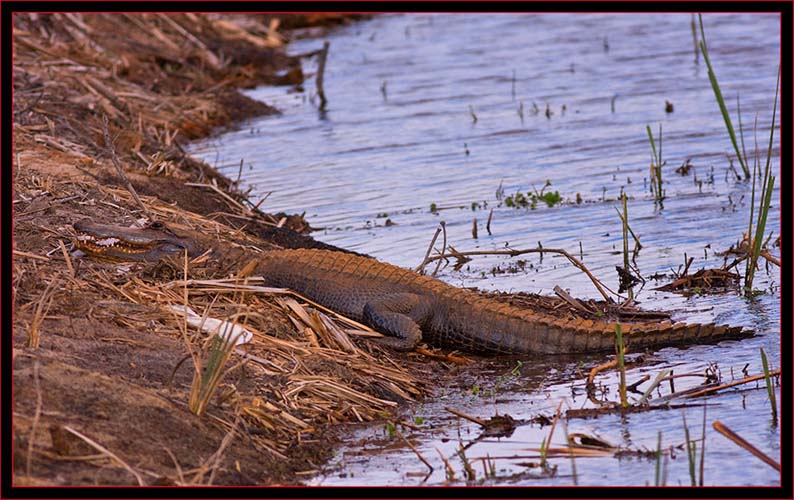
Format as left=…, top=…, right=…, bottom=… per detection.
left=11, top=12, right=444, bottom=487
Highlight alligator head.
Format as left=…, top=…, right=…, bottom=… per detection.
left=73, top=220, right=203, bottom=262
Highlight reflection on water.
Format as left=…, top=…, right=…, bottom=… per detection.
left=189, top=13, right=781, bottom=486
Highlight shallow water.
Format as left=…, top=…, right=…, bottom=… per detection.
left=189, top=13, right=781, bottom=486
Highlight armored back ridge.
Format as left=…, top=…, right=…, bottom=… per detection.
left=257, top=249, right=749, bottom=355
left=72, top=221, right=750, bottom=355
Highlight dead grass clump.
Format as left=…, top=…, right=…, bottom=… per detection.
left=13, top=13, right=294, bottom=195
left=12, top=162, right=434, bottom=484
left=124, top=274, right=429, bottom=428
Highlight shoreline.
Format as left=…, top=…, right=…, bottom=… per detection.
left=11, top=12, right=438, bottom=486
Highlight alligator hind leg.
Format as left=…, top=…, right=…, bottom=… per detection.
left=362, top=293, right=430, bottom=351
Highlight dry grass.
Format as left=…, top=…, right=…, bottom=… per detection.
left=12, top=155, right=431, bottom=481
left=26, top=278, right=60, bottom=349
left=61, top=426, right=146, bottom=486
left=13, top=12, right=412, bottom=486
left=99, top=244, right=429, bottom=450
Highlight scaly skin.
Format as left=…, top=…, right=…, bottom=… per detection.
left=73, top=220, right=202, bottom=262
left=257, top=249, right=750, bottom=355
left=72, top=222, right=751, bottom=355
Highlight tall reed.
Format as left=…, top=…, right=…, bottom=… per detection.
left=646, top=124, right=664, bottom=202
left=760, top=347, right=778, bottom=422
left=698, top=14, right=779, bottom=293
left=615, top=323, right=627, bottom=407
left=698, top=14, right=749, bottom=179
left=744, top=67, right=779, bottom=293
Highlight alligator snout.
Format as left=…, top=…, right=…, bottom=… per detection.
left=73, top=220, right=202, bottom=262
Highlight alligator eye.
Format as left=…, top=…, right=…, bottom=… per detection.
left=148, top=221, right=165, bottom=229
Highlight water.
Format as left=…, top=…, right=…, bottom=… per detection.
left=189, top=14, right=781, bottom=486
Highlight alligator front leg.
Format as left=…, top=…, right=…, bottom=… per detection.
left=362, top=293, right=432, bottom=351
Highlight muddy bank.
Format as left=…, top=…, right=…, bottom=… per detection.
left=12, top=12, right=422, bottom=487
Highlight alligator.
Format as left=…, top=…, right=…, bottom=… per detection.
left=72, top=220, right=750, bottom=355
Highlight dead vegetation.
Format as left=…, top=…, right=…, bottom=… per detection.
left=11, top=12, right=432, bottom=486
left=13, top=152, right=443, bottom=485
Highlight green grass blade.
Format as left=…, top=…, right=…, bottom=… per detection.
left=698, top=14, right=750, bottom=178
left=683, top=412, right=696, bottom=486
left=646, top=125, right=658, bottom=165
left=760, top=347, right=778, bottom=421
left=746, top=173, right=775, bottom=291
left=655, top=431, right=663, bottom=486
left=763, top=66, right=780, bottom=178
left=737, top=95, right=748, bottom=168
left=614, top=324, right=627, bottom=407
left=658, top=123, right=662, bottom=172
left=744, top=66, right=779, bottom=293
left=699, top=404, right=707, bottom=486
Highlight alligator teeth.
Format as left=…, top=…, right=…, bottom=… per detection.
left=95, top=237, right=120, bottom=247
left=76, top=234, right=124, bottom=248
left=76, top=234, right=121, bottom=247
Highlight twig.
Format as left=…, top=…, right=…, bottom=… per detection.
left=28, top=278, right=61, bottom=349
left=587, top=357, right=618, bottom=387
left=415, top=226, right=441, bottom=274
left=553, top=285, right=595, bottom=316
left=235, top=158, right=244, bottom=186
left=13, top=250, right=49, bottom=262
left=162, top=446, right=186, bottom=485
left=486, top=208, right=493, bottom=235
left=444, top=407, right=488, bottom=427
left=414, top=347, right=471, bottom=365
left=394, top=426, right=433, bottom=473
left=432, top=221, right=448, bottom=277
left=205, top=412, right=241, bottom=485
left=677, top=370, right=780, bottom=399
left=63, top=426, right=145, bottom=485
left=101, top=115, right=152, bottom=221
left=712, top=420, right=780, bottom=471
left=545, top=400, right=565, bottom=450
left=626, top=374, right=651, bottom=392
left=422, top=246, right=617, bottom=301
left=760, top=250, right=780, bottom=267
left=435, top=447, right=455, bottom=481
left=316, top=41, right=330, bottom=110
left=26, top=360, right=42, bottom=478
left=58, top=240, right=75, bottom=278
left=184, top=182, right=250, bottom=216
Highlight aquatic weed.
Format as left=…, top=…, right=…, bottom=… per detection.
left=646, top=124, right=665, bottom=203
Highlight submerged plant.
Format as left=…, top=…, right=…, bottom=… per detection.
left=504, top=180, right=562, bottom=209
